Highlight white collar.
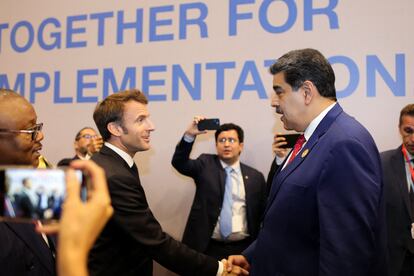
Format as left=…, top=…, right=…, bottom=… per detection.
left=105, top=142, right=135, bottom=168
left=220, top=159, right=241, bottom=173
left=303, top=102, right=337, bottom=141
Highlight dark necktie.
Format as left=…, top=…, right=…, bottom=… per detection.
left=287, top=134, right=306, bottom=164
left=131, top=163, right=138, bottom=175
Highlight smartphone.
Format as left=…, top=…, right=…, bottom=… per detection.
left=278, top=133, right=302, bottom=149
left=197, top=118, right=220, bottom=131
left=0, top=167, right=85, bottom=223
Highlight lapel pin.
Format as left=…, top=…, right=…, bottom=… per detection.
left=301, top=149, right=309, bottom=158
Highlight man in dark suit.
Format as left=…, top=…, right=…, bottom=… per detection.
left=266, top=133, right=289, bottom=195
left=57, top=127, right=103, bottom=166
left=88, top=89, right=247, bottom=276
left=0, top=88, right=55, bottom=275
left=171, top=119, right=267, bottom=260
left=227, top=48, right=387, bottom=276
left=381, top=103, right=414, bottom=276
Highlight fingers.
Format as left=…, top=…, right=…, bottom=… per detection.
left=227, top=255, right=250, bottom=272
left=193, top=115, right=206, bottom=124
left=36, top=222, right=60, bottom=234
left=65, top=169, right=81, bottom=204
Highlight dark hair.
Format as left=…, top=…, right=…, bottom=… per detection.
left=399, top=104, right=414, bottom=126
left=75, top=127, right=96, bottom=141
left=269, top=48, right=337, bottom=100
left=215, top=123, right=244, bottom=143
left=93, top=89, right=148, bottom=141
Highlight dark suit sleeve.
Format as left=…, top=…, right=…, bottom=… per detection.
left=317, top=139, right=383, bottom=276
left=171, top=137, right=204, bottom=178
left=108, top=174, right=218, bottom=276
left=266, top=158, right=279, bottom=197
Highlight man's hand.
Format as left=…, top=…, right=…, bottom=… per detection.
left=221, top=259, right=249, bottom=275
left=88, top=136, right=103, bottom=155
left=272, top=133, right=289, bottom=158
left=184, top=116, right=208, bottom=137
left=225, top=255, right=250, bottom=274
left=37, top=160, right=113, bottom=276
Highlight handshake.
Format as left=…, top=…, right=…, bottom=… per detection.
left=221, top=255, right=250, bottom=275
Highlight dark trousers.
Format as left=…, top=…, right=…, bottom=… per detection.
left=204, top=238, right=251, bottom=260
left=400, top=251, right=414, bottom=276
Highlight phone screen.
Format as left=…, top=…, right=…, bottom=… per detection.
left=197, top=118, right=220, bottom=131
left=0, top=168, right=84, bottom=223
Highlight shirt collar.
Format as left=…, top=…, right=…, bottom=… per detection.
left=405, top=149, right=414, bottom=163
left=303, top=102, right=337, bottom=141
left=220, top=159, right=241, bottom=173
left=105, top=142, right=135, bottom=168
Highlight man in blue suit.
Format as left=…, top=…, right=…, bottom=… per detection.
left=227, top=48, right=387, bottom=276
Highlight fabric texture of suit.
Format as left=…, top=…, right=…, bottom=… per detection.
left=88, top=145, right=218, bottom=276
left=56, top=155, right=79, bottom=167
left=243, top=104, right=387, bottom=276
left=381, top=146, right=414, bottom=276
left=171, top=138, right=267, bottom=253
left=266, top=158, right=279, bottom=197
left=0, top=222, right=55, bottom=276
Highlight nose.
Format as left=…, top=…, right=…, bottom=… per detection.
left=146, top=118, right=155, bottom=131
left=36, top=130, right=44, bottom=142
left=270, top=93, right=278, bottom=107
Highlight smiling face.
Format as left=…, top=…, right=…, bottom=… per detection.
left=400, top=115, right=414, bottom=155
left=117, top=100, right=155, bottom=156
left=271, top=72, right=307, bottom=132
left=0, top=97, right=44, bottom=167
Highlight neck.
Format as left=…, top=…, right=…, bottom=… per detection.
left=106, top=138, right=135, bottom=157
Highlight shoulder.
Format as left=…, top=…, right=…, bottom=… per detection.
left=240, top=162, right=263, bottom=176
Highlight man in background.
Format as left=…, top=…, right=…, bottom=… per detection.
left=57, top=127, right=103, bottom=166
left=381, top=103, right=414, bottom=276
left=0, top=88, right=56, bottom=275
left=172, top=118, right=267, bottom=260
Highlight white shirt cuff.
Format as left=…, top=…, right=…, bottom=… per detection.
left=183, top=134, right=195, bottom=143
left=216, top=261, right=224, bottom=276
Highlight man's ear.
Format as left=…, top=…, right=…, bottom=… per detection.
left=107, top=122, right=123, bottom=137
left=302, top=80, right=316, bottom=105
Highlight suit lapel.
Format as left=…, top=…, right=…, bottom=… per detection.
left=265, top=104, right=343, bottom=213
left=100, top=145, right=139, bottom=181
left=5, top=222, right=54, bottom=274
left=214, top=156, right=226, bottom=199
left=391, top=148, right=411, bottom=218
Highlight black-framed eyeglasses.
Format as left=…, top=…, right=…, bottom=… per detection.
left=0, top=123, right=43, bottom=141
left=76, top=134, right=98, bottom=140
left=218, top=137, right=238, bottom=144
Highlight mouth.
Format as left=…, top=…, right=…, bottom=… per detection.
left=33, top=144, right=42, bottom=153
left=275, top=106, right=283, bottom=115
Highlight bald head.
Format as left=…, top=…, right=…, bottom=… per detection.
left=0, top=89, right=43, bottom=166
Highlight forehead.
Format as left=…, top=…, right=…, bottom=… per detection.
left=401, top=115, right=414, bottom=126
left=123, top=100, right=148, bottom=118
left=273, top=72, right=287, bottom=86
left=0, top=97, right=36, bottom=129
left=218, top=129, right=238, bottom=138
left=80, top=128, right=96, bottom=135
